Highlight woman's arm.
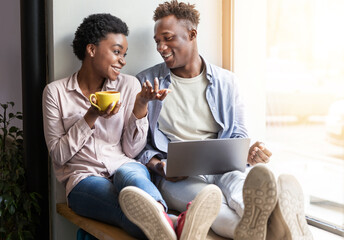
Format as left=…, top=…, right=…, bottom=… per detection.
left=122, top=77, right=170, bottom=158
left=42, top=85, right=94, bottom=166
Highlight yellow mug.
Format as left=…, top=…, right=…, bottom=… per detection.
left=89, top=91, right=120, bottom=111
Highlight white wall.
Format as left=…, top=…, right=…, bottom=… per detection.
left=52, top=0, right=222, bottom=80
left=0, top=0, right=22, bottom=126
left=233, top=0, right=267, bottom=140
left=49, top=1, right=222, bottom=239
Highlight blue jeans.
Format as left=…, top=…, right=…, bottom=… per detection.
left=68, top=162, right=167, bottom=240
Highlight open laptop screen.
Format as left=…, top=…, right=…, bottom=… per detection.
left=165, top=138, right=251, bottom=177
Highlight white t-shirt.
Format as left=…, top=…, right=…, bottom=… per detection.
left=158, top=69, right=221, bottom=142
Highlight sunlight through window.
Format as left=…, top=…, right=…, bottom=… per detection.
left=265, top=0, right=344, bottom=233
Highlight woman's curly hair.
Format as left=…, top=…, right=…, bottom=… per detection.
left=153, top=0, right=200, bottom=29
left=72, top=13, right=129, bottom=61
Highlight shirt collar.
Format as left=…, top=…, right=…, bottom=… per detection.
left=160, top=62, right=171, bottom=81
left=103, top=77, right=119, bottom=91
left=201, top=56, right=213, bottom=79
left=66, top=72, right=79, bottom=91
left=66, top=72, right=120, bottom=92
left=162, top=55, right=213, bottom=81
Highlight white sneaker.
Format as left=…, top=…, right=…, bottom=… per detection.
left=267, top=174, right=313, bottom=240
left=119, top=186, right=176, bottom=240
left=234, top=165, right=278, bottom=240
left=177, top=184, right=222, bottom=240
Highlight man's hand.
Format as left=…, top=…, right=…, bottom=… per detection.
left=146, top=157, right=187, bottom=182
left=247, top=141, right=272, bottom=165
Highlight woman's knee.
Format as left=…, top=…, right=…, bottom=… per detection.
left=116, top=162, right=148, bottom=177
left=113, top=162, right=150, bottom=187
left=68, top=176, right=118, bottom=215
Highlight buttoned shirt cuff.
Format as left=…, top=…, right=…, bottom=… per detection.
left=78, top=117, right=95, bottom=136
left=128, top=112, right=148, bottom=135
left=137, top=149, right=165, bottom=165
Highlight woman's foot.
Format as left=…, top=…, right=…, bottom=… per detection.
left=119, top=184, right=222, bottom=240
left=119, top=186, right=176, bottom=240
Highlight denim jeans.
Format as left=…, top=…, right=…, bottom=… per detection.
left=68, top=162, right=167, bottom=240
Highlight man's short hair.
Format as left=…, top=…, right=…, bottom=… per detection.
left=153, top=0, right=200, bottom=29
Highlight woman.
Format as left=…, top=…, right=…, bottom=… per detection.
left=42, top=13, right=221, bottom=240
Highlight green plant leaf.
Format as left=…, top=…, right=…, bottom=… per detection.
left=6, top=232, right=13, bottom=240
left=23, top=230, right=34, bottom=239
left=17, top=167, right=25, bottom=176
left=13, top=186, right=21, bottom=198
left=2, top=181, right=10, bottom=192
left=0, top=101, right=40, bottom=239
left=9, top=126, right=18, bottom=133
left=8, top=133, right=16, bottom=140
left=30, top=192, right=41, bottom=200
left=3, top=197, right=9, bottom=207
left=9, top=205, right=15, bottom=215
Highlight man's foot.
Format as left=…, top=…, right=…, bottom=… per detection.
left=119, top=186, right=176, bottom=240
left=267, top=174, right=313, bottom=240
left=234, top=165, right=278, bottom=240
left=176, top=184, right=222, bottom=240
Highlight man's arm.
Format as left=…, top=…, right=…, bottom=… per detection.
left=136, top=139, right=166, bottom=165
left=136, top=129, right=187, bottom=182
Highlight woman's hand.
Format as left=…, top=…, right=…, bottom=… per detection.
left=84, top=97, right=122, bottom=128
left=133, top=77, right=171, bottom=119
left=139, top=77, right=171, bottom=102
left=247, top=141, right=272, bottom=165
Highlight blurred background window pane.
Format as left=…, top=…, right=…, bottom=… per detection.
left=266, top=0, right=344, bottom=230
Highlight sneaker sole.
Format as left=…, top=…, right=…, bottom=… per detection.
left=119, top=186, right=177, bottom=240
left=180, top=184, right=222, bottom=240
left=274, top=174, right=313, bottom=240
left=234, top=165, right=278, bottom=240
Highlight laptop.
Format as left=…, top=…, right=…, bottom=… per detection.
left=163, top=138, right=251, bottom=177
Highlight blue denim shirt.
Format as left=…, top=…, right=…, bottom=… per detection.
left=136, top=57, right=248, bottom=165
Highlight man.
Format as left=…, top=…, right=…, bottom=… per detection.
left=136, top=1, right=313, bottom=239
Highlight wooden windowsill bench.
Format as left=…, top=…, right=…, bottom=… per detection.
left=56, top=203, right=229, bottom=240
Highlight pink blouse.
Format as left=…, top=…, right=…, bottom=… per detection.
left=42, top=72, right=148, bottom=198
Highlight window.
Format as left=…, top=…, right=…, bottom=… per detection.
left=266, top=0, right=344, bottom=235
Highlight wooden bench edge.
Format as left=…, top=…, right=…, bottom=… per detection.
left=56, top=203, right=228, bottom=240
left=56, top=203, right=136, bottom=240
